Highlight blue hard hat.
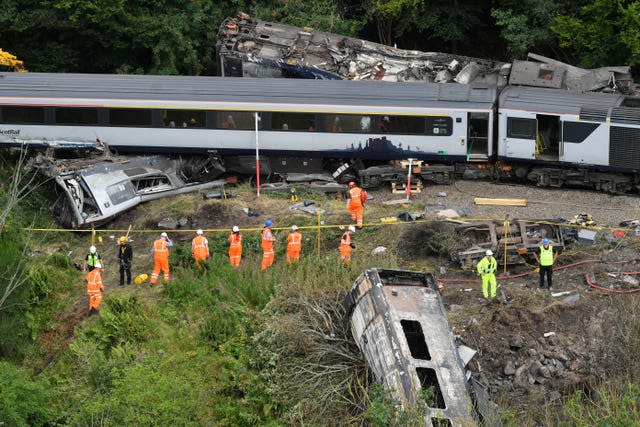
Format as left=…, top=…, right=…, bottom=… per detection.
left=543, top=238, right=549, bottom=245
left=265, top=219, right=273, bottom=227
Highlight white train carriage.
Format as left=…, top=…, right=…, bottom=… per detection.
left=0, top=72, right=497, bottom=167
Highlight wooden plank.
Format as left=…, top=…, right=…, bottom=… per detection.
left=474, top=197, right=527, bottom=207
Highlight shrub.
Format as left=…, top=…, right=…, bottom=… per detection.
left=0, top=361, right=58, bottom=426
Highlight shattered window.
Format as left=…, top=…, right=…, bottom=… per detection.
left=321, top=115, right=372, bottom=133
left=215, top=111, right=260, bottom=130
left=106, top=181, right=136, bottom=205
left=55, top=107, right=98, bottom=125
left=109, top=109, right=152, bottom=127
left=507, top=117, right=536, bottom=139
left=162, top=110, right=206, bottom=128
left=271, top=112, right=316, bottom=131
left=1, top=106, right=45, bottom=124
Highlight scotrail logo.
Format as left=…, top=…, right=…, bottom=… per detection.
left=0, top=128, right=20, bottom=136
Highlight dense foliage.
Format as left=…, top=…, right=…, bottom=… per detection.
left=1, top=0, right=639, bottom=76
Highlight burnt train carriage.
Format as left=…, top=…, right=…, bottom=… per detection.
left=498, top=86, right=640, bottom=192
left=0, top=72, right=496, bottom=174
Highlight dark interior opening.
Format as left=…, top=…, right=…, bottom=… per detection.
left=417, top=368, right=446, bottom=409
left=401, top=320, right=431, bottom=360
left=431, top=417, right=452, bottom=427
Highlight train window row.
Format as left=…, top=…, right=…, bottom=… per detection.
left=0, top=106, right=453, bottom=136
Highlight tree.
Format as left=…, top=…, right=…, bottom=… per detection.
left=363, top=0, right=423, bottom=46
left=551, top=0, right=640, bottom=70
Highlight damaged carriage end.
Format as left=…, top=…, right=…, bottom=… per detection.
left=44, top=155, right=227, bottom=228
left=344, top=269, right=497, bottom=426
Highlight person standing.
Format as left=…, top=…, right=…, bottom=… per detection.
left=84, top=245, right=103, bottom=271
left=86, top=265, right=104, bottom=315
left=286, top=225, right=302, bottom=264
left=476, top=250, right=498, bottom=302
left=228, top=226, right=242, bottom=267
left=117, top=236, right=133, bottom=286
left=261, top=220, right=276, bottom=271
left=340, top=226, right=356, bottom=265
left=533, top=238, right=557, bottom=290
left=150, top=232, right=173, bottom=285
left=191, top=229, right=210, bottom=270
left=347, top=181, right=366, bottom=229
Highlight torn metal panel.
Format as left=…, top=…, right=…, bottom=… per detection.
left=32, top=154, right=227, bottom=228
left=344, top=269, right=481, bottom=426
left=452, top=220, right=565, bottom=270
left=217, top=13, right=507, bottom=87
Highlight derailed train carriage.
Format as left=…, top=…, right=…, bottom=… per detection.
left=0, top=72, right=640, bottom=226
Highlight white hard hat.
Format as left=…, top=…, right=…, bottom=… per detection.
left=291, top=225, right=298, bottom=231
left=232, top=226, right=240, bottom=233
left=89, top=245, right=96, bottom=254
left=348, top=225, right=356, bottom=233
left=196, top=229, right=203, bottom=235
left=486, top=250, right=493, bottom=256
left=161, top=232, right=168, bottom=238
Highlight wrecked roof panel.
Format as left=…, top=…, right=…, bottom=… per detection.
left=0, top=72, right=496, bottom=111
left=499, top=85, right=625, bottom=115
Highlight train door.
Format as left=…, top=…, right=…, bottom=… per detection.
left=467, top=112, right=489, bottom=160
left=535, top=115, right=561, bottom=161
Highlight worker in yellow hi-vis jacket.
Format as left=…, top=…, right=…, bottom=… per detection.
left=476, top=250, right=497, bottom=302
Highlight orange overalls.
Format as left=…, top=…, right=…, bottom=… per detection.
left=287, top=231, right=302, bottom=263
left=348, top=186, right=364, bottom=228
left=261, top=227, right=276, bottom=270
left=340, top=231, right=352, bottom=265
left=150, top=238, right=170, bottom=284
left=191, top=235, right=209, bottom=266
left=86, top=269, right=104, bottom=311
left=228, top=232, right=242, bottom=267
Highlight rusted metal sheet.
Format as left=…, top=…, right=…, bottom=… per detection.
left=344, top=269, right=481, bottom=426
left=452, top=220, right=565, bottom=270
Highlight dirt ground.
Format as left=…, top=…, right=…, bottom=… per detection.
left=60, top=179, right=640, bottom=413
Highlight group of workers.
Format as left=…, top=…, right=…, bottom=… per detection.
left=476, top=238, right=558, bottom=303
left=85, top=180, right=369, bottom=313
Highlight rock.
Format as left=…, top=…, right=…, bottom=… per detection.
left=504, top=360, right=516, bottom=376
left=449, top=304, right=464, bottom=312
left=510, top=335, right=524, bottom=349
left=436, top=208, right=460, bottom=219
left=177, top=217, right=188, bottom=227
left=527, top=374, right=536, bottom=385
left=515, top=365, right=527, bottom=378
left=158, top=218, right=176, bottom=229
left=528, top=348, right=538, bottom=357
left=556, top=352, right=570, bottom=363
left=529, top=360, right=542, bottom=376
left=562, top=294, right=581, bottom=304
left=621, top=275, right=640, bottom=286
left=540, top=366, right=552, bottom=378
left=371, top=246, right=387, bottom=255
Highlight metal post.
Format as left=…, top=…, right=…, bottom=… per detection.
left=503, top=215, right=509, bottom=273
left=406, top=158, right=415, bottom=201
left=317, top=208, right=321, bottom=259
left=255, top=112, right=260, bottom=197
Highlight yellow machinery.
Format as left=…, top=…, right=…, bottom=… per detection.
left=0, top=49, right=27, bottom=72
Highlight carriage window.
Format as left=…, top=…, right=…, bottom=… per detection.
left=215, top=111, right=260, bottom=130
left=379, top=115, right=425, bottom=134
left=321, top=114, right=372, bottom=133
left=109, top=108, right=152, bottom=126
left=1, top=106, right=45, bottom=124
left=55, top=107, right=98, bottom=125
left=271, top=112, right=315, bottom=131
left=507, top=118, right=536, bottom=139
left=563, top=122, right=599, bottom=143
left=425, top=117, right=453, bottom=136
left=162, top=110, right=206, bottom=128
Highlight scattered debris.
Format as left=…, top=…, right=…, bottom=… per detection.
left=451, top=219, right=565, bottom=270
left=242, top=207, right=260, bottom=217
left=561, top=294, right=581, bottom=304
left=551, top=291, right=572, bottom=298
left=570, top=213, right=595, bottom=226
left=371, top=246, right=387, bottom=255
left=290, top=201, right=325, bottom=215
left=577, top=229, right=597, bottom=245
left=543, top=332, right=556, bottom=338
left=436, top=208, right=460, bottom=219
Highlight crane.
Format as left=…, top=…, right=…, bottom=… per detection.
left=0, top=49, right=26, bottom=72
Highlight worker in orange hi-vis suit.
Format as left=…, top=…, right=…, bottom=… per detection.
left=347, top=181, right=365, bottom=229
left=340, top=226, right=356, bottom=265
left=286, top=225, right=302, bottom=264
left=261, top=219, right=276, bottom=271
left=86, top=265, right=104, bottom=315
left=191, top=229, right=209, bottom=269
left=150, top=232, right=173, bottom=284
left=228, top=225, right=242, bottom=267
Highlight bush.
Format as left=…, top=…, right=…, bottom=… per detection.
left=0, top=361, right=58, bottom=426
